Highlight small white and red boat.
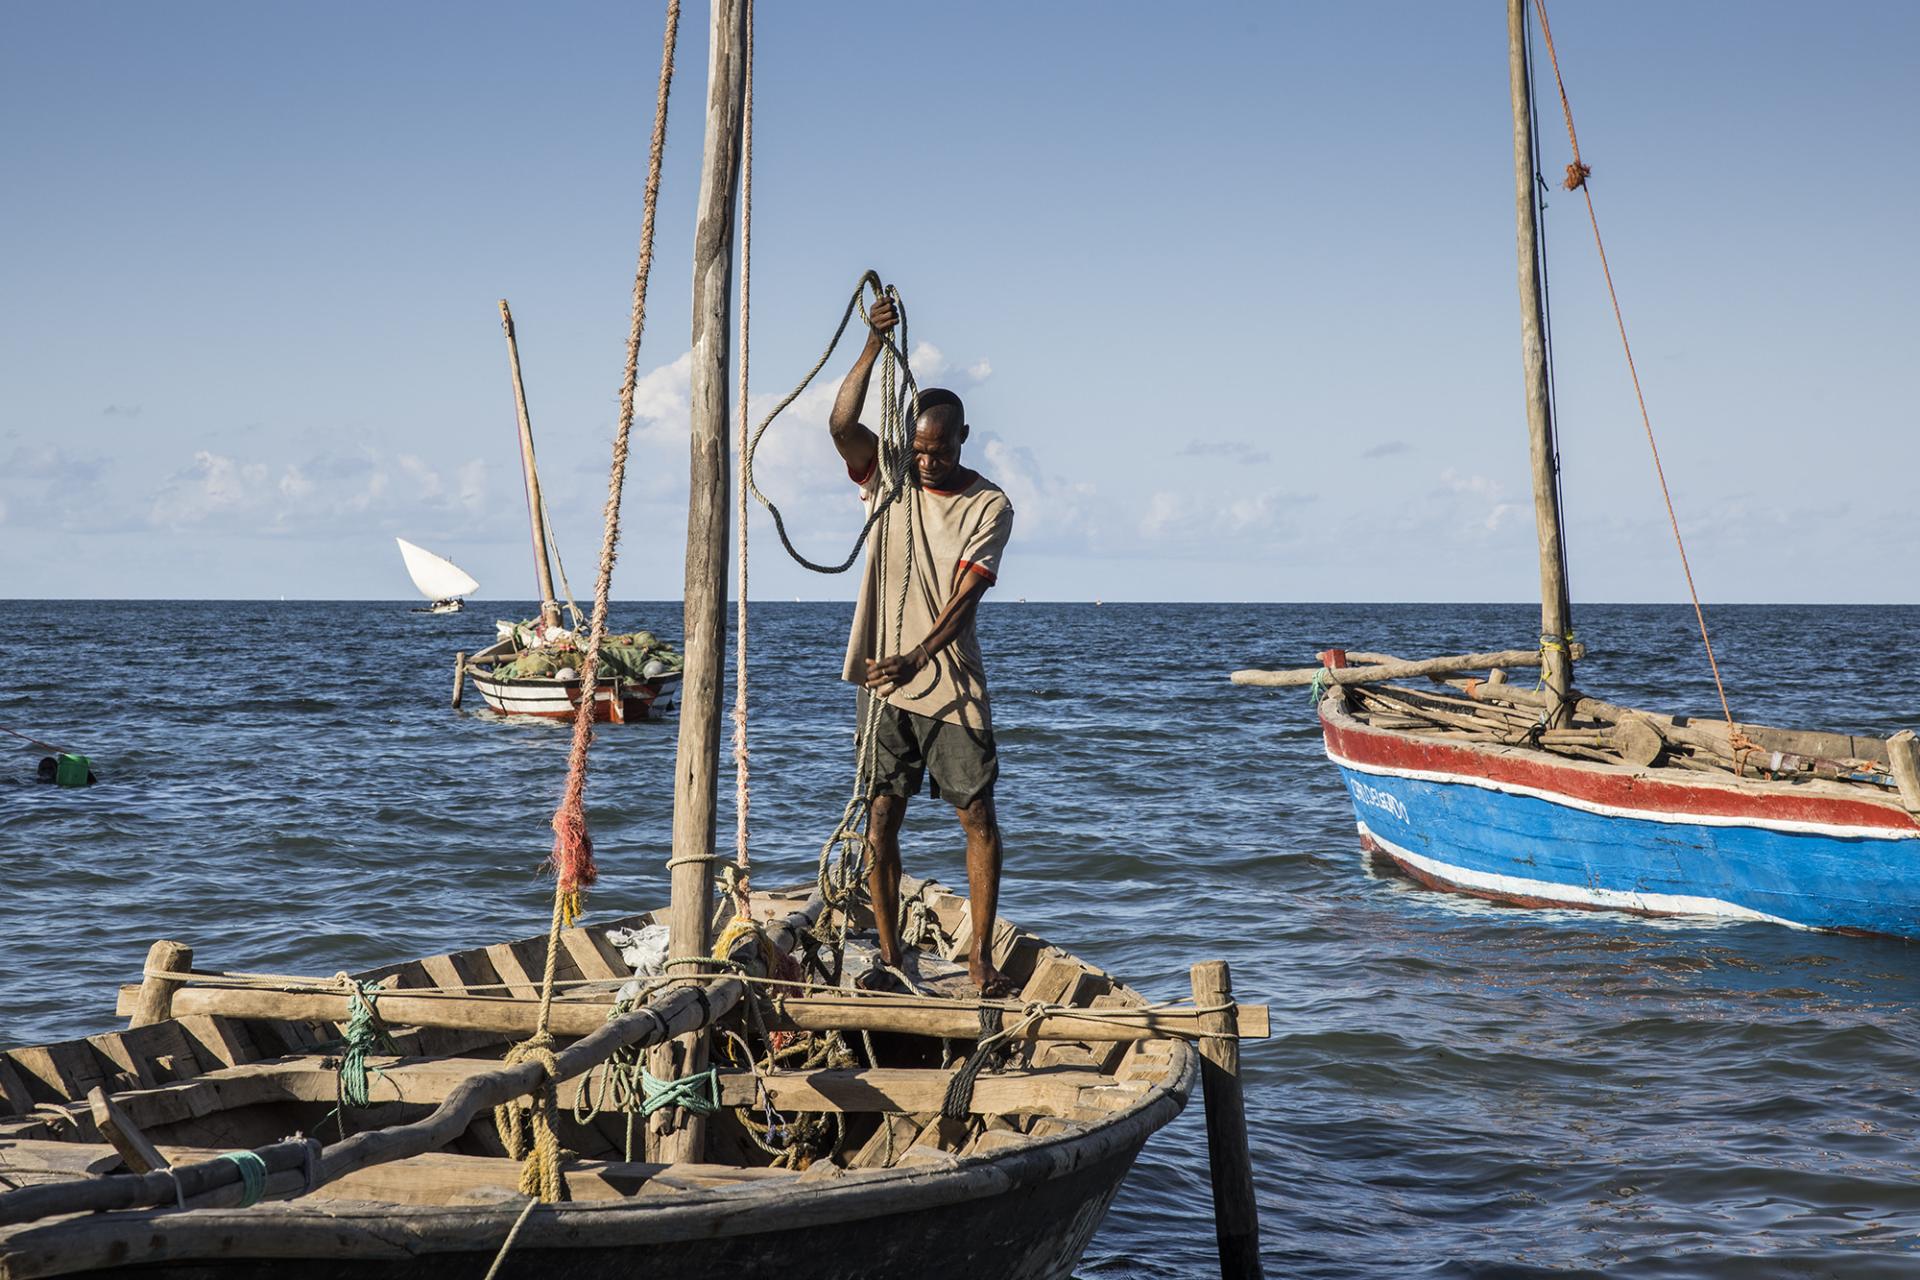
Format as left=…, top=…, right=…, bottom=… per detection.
left=448, top=300, right=682, bottom=724
left=459, top=628, right=682, bottom=723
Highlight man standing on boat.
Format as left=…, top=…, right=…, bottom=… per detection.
left=828, top=291, right=1015, bottom=996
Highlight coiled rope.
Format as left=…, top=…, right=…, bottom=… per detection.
left=744, top=272, right=924, bottom=955
left=1528, top=0, right=1740, bottom=749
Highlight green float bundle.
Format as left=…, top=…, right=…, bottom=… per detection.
left=496, top=628, right=684, bottom=682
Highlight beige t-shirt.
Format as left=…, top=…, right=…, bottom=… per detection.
left=841, top=454, right=1014, bottom=732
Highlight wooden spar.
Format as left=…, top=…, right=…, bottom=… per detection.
left=0, top=899, right=824, bottom=1230
left=656, top=0, right=746, bottom=1165
left=1886, top=731, right=1920, bottom=814
left=499, top=299, right=561, bottom=630
left=450, top=651, right=467, bottom=709
left=1192, top=961, right=1261, bottom=1280
left=0, top=1138, right=320, bottom=1227
left=116, top=983, right=1270, bottom=1045
left=1506, top=0, right=1573, bottom=726
left=126, top=940, right=191, bottom=1029
left=1230, top=648, right=1561, bottom=689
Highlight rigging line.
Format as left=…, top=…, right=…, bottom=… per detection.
left=1522, top=1, right=1574, bottom=633
left=537, top=490, right=585, bottom=631
left=743, top=271, right=923, bottom=575
left=1528, top=0, right=1739, bottom=740
left=730, top=0, right=755, bottom=916
left=546, top=0, right=683, bottom=925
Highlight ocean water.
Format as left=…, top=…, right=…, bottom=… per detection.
left=3, top=599, right=1919, bottom=1278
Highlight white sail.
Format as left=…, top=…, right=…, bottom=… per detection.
left=395, top=538, right=479, bottom=600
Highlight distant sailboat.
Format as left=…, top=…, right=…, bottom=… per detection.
left=395, top=538, right=478, bottom=614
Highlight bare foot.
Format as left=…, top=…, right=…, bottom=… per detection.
left=970, top=963, right=1014, bottom=999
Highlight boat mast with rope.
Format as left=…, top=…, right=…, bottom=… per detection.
left=1233, top=0, right=1920, bottom=939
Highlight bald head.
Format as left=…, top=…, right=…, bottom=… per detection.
left=910, top=387, right=970, bottom=489
left=914, top=388, right=965, bottom=441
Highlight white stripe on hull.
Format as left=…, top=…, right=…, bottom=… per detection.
left=470, top=674, right=680, bottom=720
left=1358, top=821, right=1806, bottom=929
left=1328, top=746, right=1916, bottom=840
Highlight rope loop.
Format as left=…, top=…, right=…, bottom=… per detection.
left=334, top=977, right=395, bottom=1113
left=215, top=1150, right=270, bottom=1209
left=494, top=1036, right=568, bottom=1202
left=639, top=1067, right=721, bottom=1117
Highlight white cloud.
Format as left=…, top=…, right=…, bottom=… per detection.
left=978, top=435, right=1101, bottom=551
left=966, top=359, right=992, bottom=383
left=630, top=351, right=693, bottom=442
left=1437, top=467, right=1517, bottom=533
left=146, top=446, right=488, bottom=533
left=1138, top=484, right=1311, bottom=548
left=907, top=341, right=948, bottom=381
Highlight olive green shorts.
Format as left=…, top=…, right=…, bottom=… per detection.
left=858, top=691, right=999, bottom=810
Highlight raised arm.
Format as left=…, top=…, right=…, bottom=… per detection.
left=827, top=295, right=898, bottom=478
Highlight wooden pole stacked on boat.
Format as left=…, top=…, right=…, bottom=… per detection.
left=499, top=299, right=562, bottom=631
left=1506, top=0, right=1573, bottom=728
left=1192, top=961, right=1262, bottom=1279
left=126, top=941, right=191, bottom=1029
left=653, top=0, right=747, bottom=1165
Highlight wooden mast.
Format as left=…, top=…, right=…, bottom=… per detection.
left=653, top=0, right=747, bottom=1164
left=499, top=299, right=561, bottom=630
left=1506, top=0, right=1573, bottom=725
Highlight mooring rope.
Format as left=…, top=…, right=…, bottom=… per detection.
left=493, top=0, right=680, bottom=1204
left=543, top=0, right=683, bottom=927
left=1528, top=0, right=1740, bottom=749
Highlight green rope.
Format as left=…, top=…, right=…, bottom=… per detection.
left=216, top=1150, right=270, bottom=1208
left=1308, top=669, right=1332, bottom=705
left=337, top=979, right=396, bottom=1110
left=639, top=1067, right=721, bottom=1117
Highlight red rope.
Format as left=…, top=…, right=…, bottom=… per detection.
left=547, top=0, right=683, bottom=916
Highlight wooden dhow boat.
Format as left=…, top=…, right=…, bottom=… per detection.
left=0, top=879, right=1263, bottom=1279
left=0, top=6, right=1266, bottom=1277
left=1233, top=1, right=1920, bottom=940
left=395, top=539, right=478, bottom=615
left=447, top=299, right=682, bottom=724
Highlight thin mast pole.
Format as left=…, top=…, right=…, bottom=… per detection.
left=1506, top=0, right=1573, bottom=724
left=654, top=0, right=746, bottom=1165
left=498, top=300, right=561, bottom=629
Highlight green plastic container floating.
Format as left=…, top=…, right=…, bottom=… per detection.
left=53, top=754, right=90, bottom=787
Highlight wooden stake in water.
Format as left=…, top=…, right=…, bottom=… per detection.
left=1192, top=960, right=1262, bottom=1279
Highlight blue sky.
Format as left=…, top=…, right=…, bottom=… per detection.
left=4, top=2, right=1915, bottom=603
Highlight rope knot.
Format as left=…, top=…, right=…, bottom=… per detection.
left=495, top=1036, right=568, bottom=1202
left=1563, top=160, right=1591, bottom=191
left=548, top=794, right=596, bottom=925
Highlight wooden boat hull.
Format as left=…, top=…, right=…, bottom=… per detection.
left=10, top=1107, right=1166, bottom=1280
left=1321, top=698, right=1920, bottom=937
left=468, top=669, right=681, bottom=722
left=0, top=884, right=1197, bottom=1278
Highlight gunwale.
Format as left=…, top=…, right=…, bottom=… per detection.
left=0, top=884, right=1200, bottom=1279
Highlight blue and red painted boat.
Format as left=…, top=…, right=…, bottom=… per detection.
left=1316, top=673, right=1920, bottom=938
left=1234, top=0, right=1920, bottom=942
